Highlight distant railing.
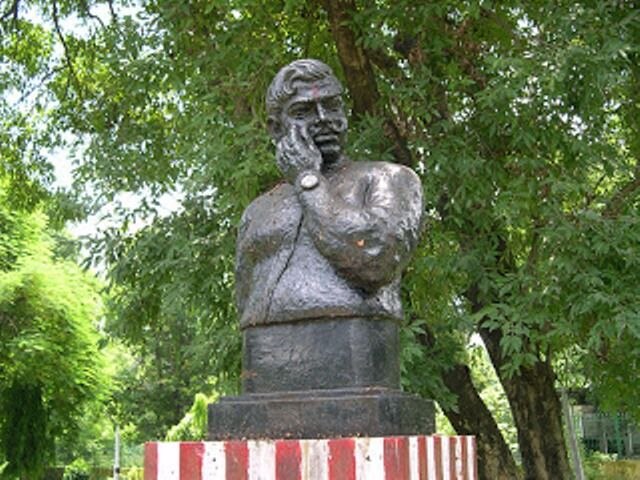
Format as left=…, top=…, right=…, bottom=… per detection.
left=575, top=410, right=639, bottom=458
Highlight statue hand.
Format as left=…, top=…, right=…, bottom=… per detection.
left=276, top=125, right=322, bottom=183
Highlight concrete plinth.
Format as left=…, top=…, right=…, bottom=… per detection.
left=144, top=435, right=477, bottom=479
left=208, top=388, right=434, bottom=440
left=209, top=318, right=435, bottom=440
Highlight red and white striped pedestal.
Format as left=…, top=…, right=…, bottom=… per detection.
left=144, top=435, right=477, bottom=479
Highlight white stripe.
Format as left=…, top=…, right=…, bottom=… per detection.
left=467, top=437, right=476, bottom=480
left=355, top=437, right=384, bottom=480
left=426, top=437, right=436, bottom=479
left=249, top=440, right=276, bottom=480
left=409, top=437, right=420, bottom=480
left=454, top=437, right=463, bottom=479
left=157, top=442, right=180, bottom=480
left=442, top=437, right=451, bottom=480
left=202, top=441, right=225, bottom=480
left=299, top=439, right=329, bottom=480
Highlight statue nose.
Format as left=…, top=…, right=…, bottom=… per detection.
left=316, top=103, right=328, bottom=121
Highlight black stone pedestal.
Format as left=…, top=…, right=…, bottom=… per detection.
left=242, top=317, right=400, bottom=393
left=208, top=317, right=434, bottom=440
left=208, top=387, right=434, bottom=440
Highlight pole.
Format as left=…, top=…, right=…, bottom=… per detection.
left=561, top=389, right=585, bottom=480
left=114, top=424, right=120, bottom=480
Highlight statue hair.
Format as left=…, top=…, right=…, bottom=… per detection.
left=266, top=59, right=342, bottom=121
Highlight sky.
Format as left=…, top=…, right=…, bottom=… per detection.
left=51, top=148, right=182, bottom=239
left=12, top=2, right=174, bottom=240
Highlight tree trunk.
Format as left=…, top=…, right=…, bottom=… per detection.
left=319, top=0, right=379, bottom=116
left=320, top=0, right=414, bottom=167
left=442, top=363, right=523, bottom=480
left=481, top=327, right=573, bottom=480
left=417, top=325, right=521, bottom=479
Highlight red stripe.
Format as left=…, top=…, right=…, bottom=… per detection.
left=418, top=436, right=427, bottom=480
left=225, top=440, right=249, bottom=480
left=328, top=438, right=355, bottom=479
left=460, top=436, right=468, bottom=480
left=434, top=436, right=442, bottom=479
left=144, top=442, right=158, bottom=480
left=180, top=442, right=204, bottom=480
left=383, top=437, right=410, bottom=480
left=275, top=440, right=302, bottom=480
left=450, top=437, right=457, bottom=479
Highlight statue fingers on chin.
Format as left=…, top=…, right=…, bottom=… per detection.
left=276, top=127, right=321, bottom=183
left=276, top=135, right=299, bottom=183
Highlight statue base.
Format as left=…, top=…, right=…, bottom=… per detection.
left=208, top=387, right=434, bottom=440
left=241, top=317, right=402, bottom=393
left=210, top=317, right=434, bottom=440
left=144, top=435, right=477, bottom=479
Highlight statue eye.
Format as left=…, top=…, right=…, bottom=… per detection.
left=323, top=97, right=342, bottom=111
left=289, top=103, right=313, bottom=119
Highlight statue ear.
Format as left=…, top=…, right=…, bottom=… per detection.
left=267, top=117, right=284, bottom=142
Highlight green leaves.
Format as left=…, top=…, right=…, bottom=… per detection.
left=93, top=192, right=242, bottom=439
left=0, top=202, right=107, bottom=477
left=0, top=383, right=50, bottom=479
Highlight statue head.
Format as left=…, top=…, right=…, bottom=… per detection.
left=266, top=59, right=348, bottom=165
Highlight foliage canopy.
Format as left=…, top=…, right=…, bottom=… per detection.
left=1, top=0, right=639, bottom=478
left=0, top=196, right=107, bottom=477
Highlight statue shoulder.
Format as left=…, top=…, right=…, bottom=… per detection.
left=239, top=182, right=295, bottom=228
left=346, top=160, right=422, bottom=188
left=237, top=182, right=299, bottom=251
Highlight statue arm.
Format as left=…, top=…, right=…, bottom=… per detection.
left=296, top=165, right=424, bottom=291
left=234, top=206, right=253, bottom=316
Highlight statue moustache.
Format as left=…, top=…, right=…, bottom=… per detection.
left=308, top=118, right=347, bottom=139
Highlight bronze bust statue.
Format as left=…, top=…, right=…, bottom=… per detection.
left=236, top=59, right=424, bottom=329
left=209, top=59, right=433, bottom=440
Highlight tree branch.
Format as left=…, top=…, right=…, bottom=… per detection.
left=364, top=46, right=402, bottom=76
left=12, top=67, right=62, bottom=106
left=603, top=162, right=640, bottom=218
left=0, top=0, right=19, bottom=22
left=583, top=173, right=607, bottom=209
left=81, top=0, right=106, bottom=29
left=107, top=0, right=117, bottom=22
left=51, top=0, right=82, bottom=97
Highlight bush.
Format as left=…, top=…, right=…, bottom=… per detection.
left=62, top=458, right=90, bottom=480
left=122, top=467, right=143, bottom=480
left=583, top=450, right=640, bottom=480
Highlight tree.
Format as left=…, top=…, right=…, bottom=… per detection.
left=0, top=196, right=107, bottom=478
left=2, top=1, right=639, bottom=479
left=101, top=194, right=242, bottom=440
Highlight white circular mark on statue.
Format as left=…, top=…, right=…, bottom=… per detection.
left=300, top=172, right=319, bottom=190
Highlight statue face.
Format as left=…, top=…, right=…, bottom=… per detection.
left=281, top=78, right=348, bottom=165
